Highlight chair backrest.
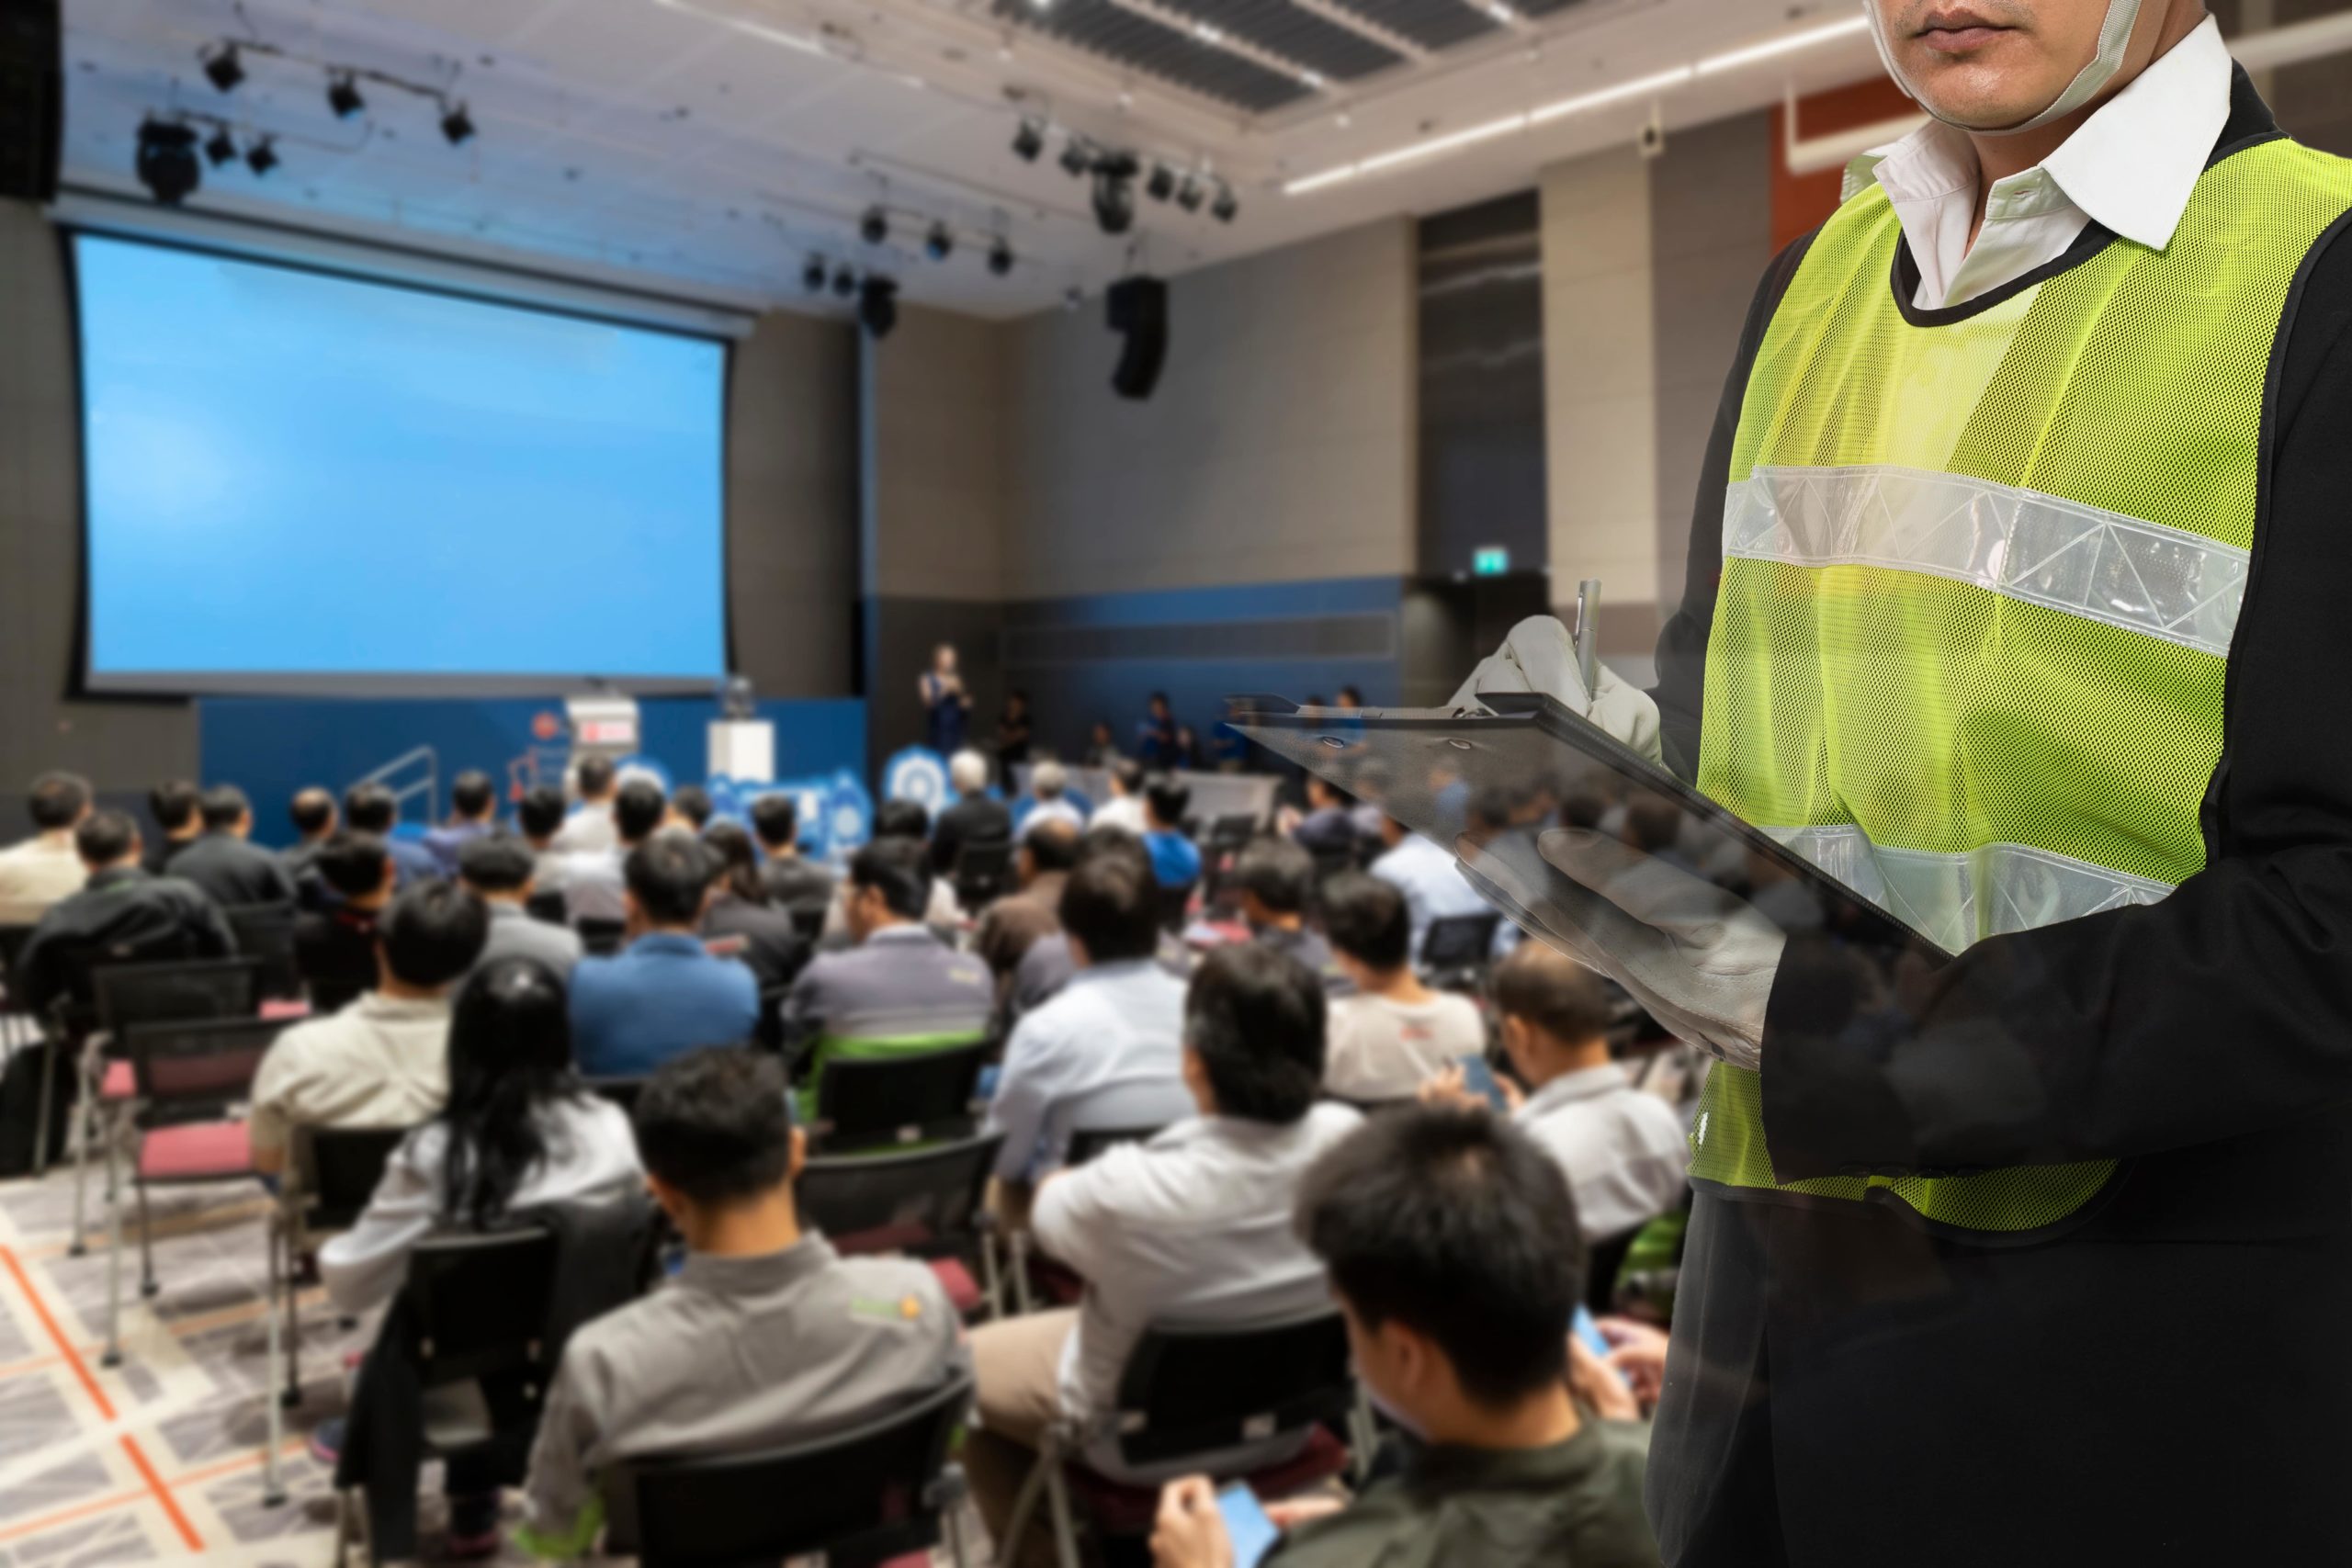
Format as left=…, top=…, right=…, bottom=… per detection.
left=1205, top=813, right=1261, bottom=852
left=953, top=838, right=1013, bottom=911
left=813, top=1039, right=989, bottom=1150
left=398, top=1225, right=561, bottom=1388
left=0, top=923, right=35, bottom=987
left=577, top=917, right=627, bottom=956
left=602, top=1374, right=975, bottom=1568
left=295, top=1123, right=413, bottom=1232
left=1112, top=1311, right=1357, bottom=1468
left=755, top=983, right=791, bottom=1055
left=122, top=1015, right=287, bottom=1111
left=786, top=903, right=826, bottom=941
left=220, top=903, right=303, bottom=1000
left=525, top=888, right=570, bottom=926
left=585, top=1077, right=648, bottom=1116
left=797, top=1133, right=1003, bottom=1258
left=1064, top=1123, right=1163, bottom=1167
left=1420, top=911, right=1501, bottom=976
left=92, top=957, right=263, bottom=1040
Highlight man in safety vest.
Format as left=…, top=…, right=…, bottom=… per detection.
left=1452, top=1, right=2352, bottom=1562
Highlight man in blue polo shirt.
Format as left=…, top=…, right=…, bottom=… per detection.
left=570, top=833, right=758, bottom=1077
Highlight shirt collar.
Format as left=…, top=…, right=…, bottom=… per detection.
left=86, top=865, right=147, bottom=892
left=865, top=924, right=940, bottom=947
left=1520, top=1063, right=1631, bottom=1116
left=678, top=1234, right=839, bottom=1295
left=629, top=931, right=708, bottom=956
left=355, top=991, right=451, bottom=1021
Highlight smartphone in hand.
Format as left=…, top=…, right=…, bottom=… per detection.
left=1456, top=1053, right=1511, bottom=1112
left=1217, top=1484, right=1282, bottom=1568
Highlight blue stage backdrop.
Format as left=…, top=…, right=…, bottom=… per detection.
left=198, top=695, right=865, bottom=848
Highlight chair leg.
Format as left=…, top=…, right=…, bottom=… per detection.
left=283, top=1232, right=303, bottom=1409
left=1003, top=1451, right=1049, bottom=1563
left=134, top=1168, right=158, bottom=1299
left=66, top=1090, right=90, bottom=1257
left=980, top=1231, right=1007, bottom=1322
left=102, top=1135, right=124, bottom=1368
left=33, top=1034, right=56, bottom=1178
left=1044, top=1468, right=1080, bottom=1568
left=262, top=1218, right=287, bottom=1508
left=1010, top=1229, right=1036, bottom=1316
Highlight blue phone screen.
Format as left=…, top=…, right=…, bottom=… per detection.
left=1457, top=1054, right=1510, bottom=1111
left=1218, top=1484, right=1281, bottom=1568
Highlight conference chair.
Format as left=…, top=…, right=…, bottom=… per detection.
left=1009, top=1123, right=1168, bottom=1314
left=524, top=888, right=569, bottom=926
left=1419, top=910, right=1503, bottom=993
left=797, top=1133, right=1006, bottom=1320
left=220, top=902, right=304, bottom=1001
left=0, top=921, right=35, bottom=1042
left=807, top=1037, right=990, bottom=1153
left=601, top=1373, right=977, bottom=1568
left=953, top=838, right=1013, bottom=915
left=577, top=917, right=628, bottom=956
left=1001, top=1310, right=1372, bottom=1568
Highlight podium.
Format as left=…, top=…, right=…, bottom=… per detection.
left=707, top=720, right=775, bottom=784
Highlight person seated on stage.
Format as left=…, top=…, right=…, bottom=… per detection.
left=345, top=783, right=441, bottom=887
left=1083, top=720, right=1121, bottom=769
left=280, top=788, right=338, bottom=908
left=1320, top=873, right=1485, bottom=1103
left=459, top=834, right=583, bottom=980
left=13, top=810, right=234, bottom=1019
left=819, top=800, right=962, bottom=938
left=1141, top=776, right=1202, bottom=895
left=0, top=771, right=93, bottom=925
left=976, top=818, right=1081, bottom=1033
left=517, top=1046, right=967, bottom=1560
left=145, top=779, right=203, bottom=875
left=786, top=838, right=991, bottom=1063
left=295, top=833, right=400, bottom=1010
left=1148, top=1106, right=1659, bottom=1568
left=1136, top=691, right=1180, bottom=769
left=750, top=794, right=834, bottom=920
left=424, top=770, right=501, bottom=877
left=169, top=784, right=298, bottom=908
left=1233, top=837, right=1351, bottom=995
left=967, top=943, right=1361, bottom=1562
left=1017, top=759, right=1087, bottom=841
left=516, top=784, right=571, bottom=899
left=250, top=880, right=489, bottom=1177
left=1091, top=758, right=1150, bottom=837
left=1421, top=943, right=1685, bottom=1247
left=571, top=834, right=759, bottom=1077
left=982, top=832, right=1193, bottom=1206
left=1290, top=775, right=1363, bottom=862
left=552, top=755, right=620, bottom=854
left=562, top=777, right=665, bottom=928
left=933, top=750, right=1013, bottom=876
left=699, top=819, right=810, bottom=993
left=669, top=783, right=714, bottom=833
left=1370, top=814, right=1493, bottom=963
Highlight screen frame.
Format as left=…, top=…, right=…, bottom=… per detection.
left=62, top=223, right=738, bottom=699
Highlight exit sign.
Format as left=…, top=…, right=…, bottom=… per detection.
left=1473, top=547, right=1510, bottom=576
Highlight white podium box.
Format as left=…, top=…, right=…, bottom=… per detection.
left=708, top=720, right=775, bottom=784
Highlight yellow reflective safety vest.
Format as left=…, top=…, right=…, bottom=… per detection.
left=1685, top=136, right=2352, bottom=1235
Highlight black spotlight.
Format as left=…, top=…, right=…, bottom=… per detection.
left=1012, top=118, right=1044, bottom=162
left=203, top=44, right=243, bottom=94
left=245, top=135, right=278, bottom=175
left=203, top=126, right=238, bottom=167
left=1211, top=182, right=1238, bottom=222
left=860, top=207, right=889, bottom=245
left=988, top=237, right=1014, bottom=276
left=832, top=264, right=857, bottom=298
left=859, top=276, right=899, bottom=339
left=327, top=73, right=365, bottom=119
left=1091, top=152, right=1137, bottom=236
left=1175, top=173, right=1203, bottom=212
left=134, top=119, right=201, bottom=206
left=1058, top=137, right=1090, bottom=177
left=1146, top=163, right=1175, bottom=201
left=440, top=103, right=475, bottom=145
left=803, top=255, right=828, bottom=292
left=925, top=220, right=954, bottom=262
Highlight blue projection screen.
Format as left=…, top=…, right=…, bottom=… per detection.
left=74, top=234, right=728, bottom=693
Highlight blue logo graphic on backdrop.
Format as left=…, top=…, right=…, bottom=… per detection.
left=883, top=748, right=956, bottom=813
left=827, top=770, right=875, bottom=852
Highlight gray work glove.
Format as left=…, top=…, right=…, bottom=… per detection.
left=1449, top=615, right=1665, bottom=766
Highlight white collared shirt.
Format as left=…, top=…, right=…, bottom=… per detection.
left=1856, top=17, right=2232, bottom=310
left=983, top=958, right=1195, bottom=1182
left=1513, top=1063, right=1690, bottom=1245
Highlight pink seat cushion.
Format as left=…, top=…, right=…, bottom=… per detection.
left=99, top=1061, right=134, bottom=1100
left=259, top=998, right=311, bottom=1021
left=926, top=1258, right=983, bottom=1314
left=138, top=1121, right=253, bottom=1181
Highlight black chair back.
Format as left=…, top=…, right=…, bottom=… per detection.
left=122, top=1015, right=286, bottom=1112
left=298, top=1124, right=412, bottom=1232
left=93, top=957, right=263, bottom=1040
left=399, top=1226, right=560, bottom=1389
left=1205, top=814, right=1261, bottom=852
left=586, top=1077, right=648, bottom=1116
left=787, top=904, right=827, bottom=941
left=525, top=888, right=570, bottom=926
left=578, top=918, right=627, bottom=957
left=755, top=984, right=791, bottom=1054
left=0, top=923, right=35, bottom=991
left=814, top=1042, right=990, bottom=1151
left=1421, top=911, right=1502, bottom=976
left=220, top=903, right=303, bottom=1000
left=1112, top=1311, right=1356, bottom=1468
left=603, top=1374, right=975, bottom=1568
left=1064, top=1124, right=1163, bottom=1167
left=953, top=838, right=1013, bottom=914
left=798, top=1133, right=1002, bottom=1260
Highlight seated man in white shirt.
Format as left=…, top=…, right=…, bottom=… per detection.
left=552, top=755, right=620, bottom=854
left=1424, top=942, right=1686, bottom=1247
left=1369, top=815, right=1496, bottom=964
left=1090, top=759, right=1150, bottom=837
left=1320, top=873, right=1486, bottom=1103
left=0, top=772, right=92, bottom=926
left=561, top=777, right=665, bottom=927
left=967, top=942, right=1363, bottom=1564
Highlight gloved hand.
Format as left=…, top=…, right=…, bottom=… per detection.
left=1448, top=615, right=1664, bottom=766
left=1456, top=828, right=1782, bottom=1070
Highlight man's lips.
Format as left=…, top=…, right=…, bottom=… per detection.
left=1917, top=22, right=2012, bottom=53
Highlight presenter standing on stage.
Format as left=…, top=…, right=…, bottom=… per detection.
left=1447, top=2, right=2352, bottom=1562
left=919, top=642, right=972, bottom=756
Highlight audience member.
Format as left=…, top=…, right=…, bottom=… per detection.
left=749, top=794, right=833, bottom=919
left=670, top=783, right=714, bottom=832
left=250, top=880, right=489, bottom=1175
left=933, top=750, right=1013, bottom=876
left=166, top=785, right=299, bottom=908
left=997, top=689, right=1035, bottom=768
left=145, top=780, right=202, bottom=874
left=562, top=777, right=666, bottom=926
left=1371, top=816, right=1493, bottom=962
left=281, top=788, right=338, bottom=908
left=517, top=1048, right=967, bottom=1558
left=1424, top=943, right=1685, bottom=1245
left=552, top=756, right=620, bottom=854
left=345, top=784, right=440, bottom=886
left=1232, top=838, right=1350, bottom=994
left=458, top=835, right=584, bottom=979
left=975, top=818, right=1081, bottom=1031
left=423, top=770, right=500, bottom=876
left=13, top=811, right=233, bottom=1017
left=983, top=834, right=1192, bottom=1199
left=820, top=800, right=961, bottom=936
left=1142, top=776, right=1202, bottom=893
left=1018, top=760, right=1086, bottom=840
left=1150, top=1107, right=1660, bottom=1568
left=0, top=772, right=93, bottom=924
left=1136, top=691, right=1179, bottom=767
left=786, top=838, right=990, bottom=1054
left=294, top=832, right=398, bottom=1009
left=968, top=943, right=1360, bottom=1557
left=571, top=835, right=758, bottom=1077
left=699, top=819, right=810, bottom=992
left=1291, top=775, right=1363, bottom=861
left=1091, top=759, right=1149, bottom=836
left=1321, top=873, right=1485, bottom=1102
left=516, top=784, right=571, bottom=897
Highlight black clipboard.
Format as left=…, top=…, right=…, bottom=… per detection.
left=1224, top=690, right=1951, bottom=969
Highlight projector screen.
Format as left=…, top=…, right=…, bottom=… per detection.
left=73, top=233, right=729, bottom=694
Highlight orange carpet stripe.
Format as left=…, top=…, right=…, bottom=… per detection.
left=0, top=1486, right=146, bottom=1544
left=0, top=1245, right=116, bottom=1421
left=120, top=1435, right=203, bottom=1552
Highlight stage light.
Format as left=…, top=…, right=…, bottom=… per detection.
left=203, top=44, right=243, bottom=94
left=327, top=73, right=366, bottom=119
left=1175, top=174, right=1202, bottom=212
left=1012, top=119, right=1045, bottom=162
left=203, top=126, right=238, bottom=167
left=925, top=221, right=954, bottom=261
left=803, top=255, right=828, bottom=292
left=832, top=264, right=857, bottom=298
left=1211, top=182, right=1238, bottom=221
left=1091, top=152, right=1137, bottom=235
left=859, top=276, right=899, bottom=339
left=1146, top=163, right=1174, bottom=201
left=440, top=103, right=475, bottom=145
left=245, top=135, right=279, bottom=175
left=860, top=207, right=889, bottom=245
left=134, top=119, right=201, bottom=205
left=988, top=238, right=1014, bottom=276
left=1059, top=137, right=1090, bottom=177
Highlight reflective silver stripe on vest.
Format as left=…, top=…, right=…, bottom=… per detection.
left=1724, top=464, right=2248, bottom=657
left=1762, top=824, right=2175, bottom=953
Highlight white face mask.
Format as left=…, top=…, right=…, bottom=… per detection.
left=1866, top=0, right=2144, bottom=136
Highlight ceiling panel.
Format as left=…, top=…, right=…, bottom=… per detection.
left=990, top=0, right=1316, bottom=114
left=1145, top=0, right=1404, bottom=80
left=1317, top=0, right=1497, bottom=51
